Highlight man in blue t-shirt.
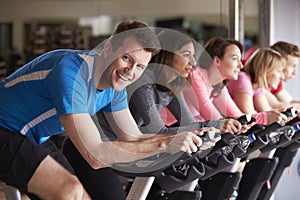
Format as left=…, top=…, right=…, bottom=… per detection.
left=0, top=21, right=215, bottom=199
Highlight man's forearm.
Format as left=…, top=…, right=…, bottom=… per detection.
left=198, top=120, right=220, bottom=129
left=91, top=138, right=170, bottom=169
left=134, top=132, right=175, bottom=140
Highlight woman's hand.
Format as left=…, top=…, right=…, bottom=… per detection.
left=219, top=118, right=242, bottom=134
left=240, top=122, right=255, bottom=133
left=266, top=110, right=288, bottom=124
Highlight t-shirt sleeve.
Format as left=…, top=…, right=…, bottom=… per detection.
left=102, top=89, right=128, bottom=112
left=253, top=87, right=265, bottom=97
left=227, top=72, right=253, bottom=99
left=46, top=56, right=90, bottom=115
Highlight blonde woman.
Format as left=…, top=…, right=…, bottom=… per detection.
left=227, top=48, right=288, bottom=122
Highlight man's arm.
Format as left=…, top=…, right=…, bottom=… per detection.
left=274, top=89, right=293, bottom=103
left=60, top=112, right=202, bottom=169
left=60, top=113, right=165, bottom=169
left=103, top=108, right=145, bottom=141
left=103, top=109, right=195, bottom=139
left=266, top=89, right=300, bottom=112
left=265, top=90, right=289, bottom=109
left=276, top=89, right=300, bottom=110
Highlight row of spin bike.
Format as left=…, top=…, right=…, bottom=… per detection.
left=113, top=108, right=300, bottom=200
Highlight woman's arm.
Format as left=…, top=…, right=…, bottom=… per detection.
left=186, top=69, right=224, bottom=120
left=213, top=87, right=244, bottom=118
left=129, top=84, right=205, bottom=134
left=128, top=84, right=181, bottom=134
left=232, top=93, right=257, bottom=114
left=253, top=89, right=273, bottom=112
left=227, top=73, right=286, bottom=125
left=227, top=72, right=257, bottom=114
left=167, top=94, right=196, bottom=125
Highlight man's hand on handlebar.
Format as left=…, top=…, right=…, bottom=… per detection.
left=279, top=107, right=298, bottom=123
left=166, top=131, right=202, bottom=154
left=166, top=127, right=221, bottom=154
left=266, top=107, right=297, bottom=125
left=197, top=127, right=221, bottom=150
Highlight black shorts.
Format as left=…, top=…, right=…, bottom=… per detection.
left=0, top=127, right=74, bottom=192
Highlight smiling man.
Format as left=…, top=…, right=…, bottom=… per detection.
left=0, top=21, right=211, bottom=200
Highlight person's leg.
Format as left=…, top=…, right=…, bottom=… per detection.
left=42, top=139, right=75, bottom=174
left=25, top=139, right=77, bottom=199
left=0, top=127, right=90, bottom=200
left=28, top=155, right=90, bottom=200
left=63, top=137, right=126, bottom=200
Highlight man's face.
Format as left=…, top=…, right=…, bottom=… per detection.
left=282, top=55, right=299, bottom=82
left=101, top=37, right=152, bottom=91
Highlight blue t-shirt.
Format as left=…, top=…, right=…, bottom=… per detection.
left=0, top=49, right=128, bottom=144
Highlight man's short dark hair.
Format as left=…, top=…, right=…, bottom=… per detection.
left=271, top=41, right=300, bottom=58
left=109, top=21, right=160, bottom=56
